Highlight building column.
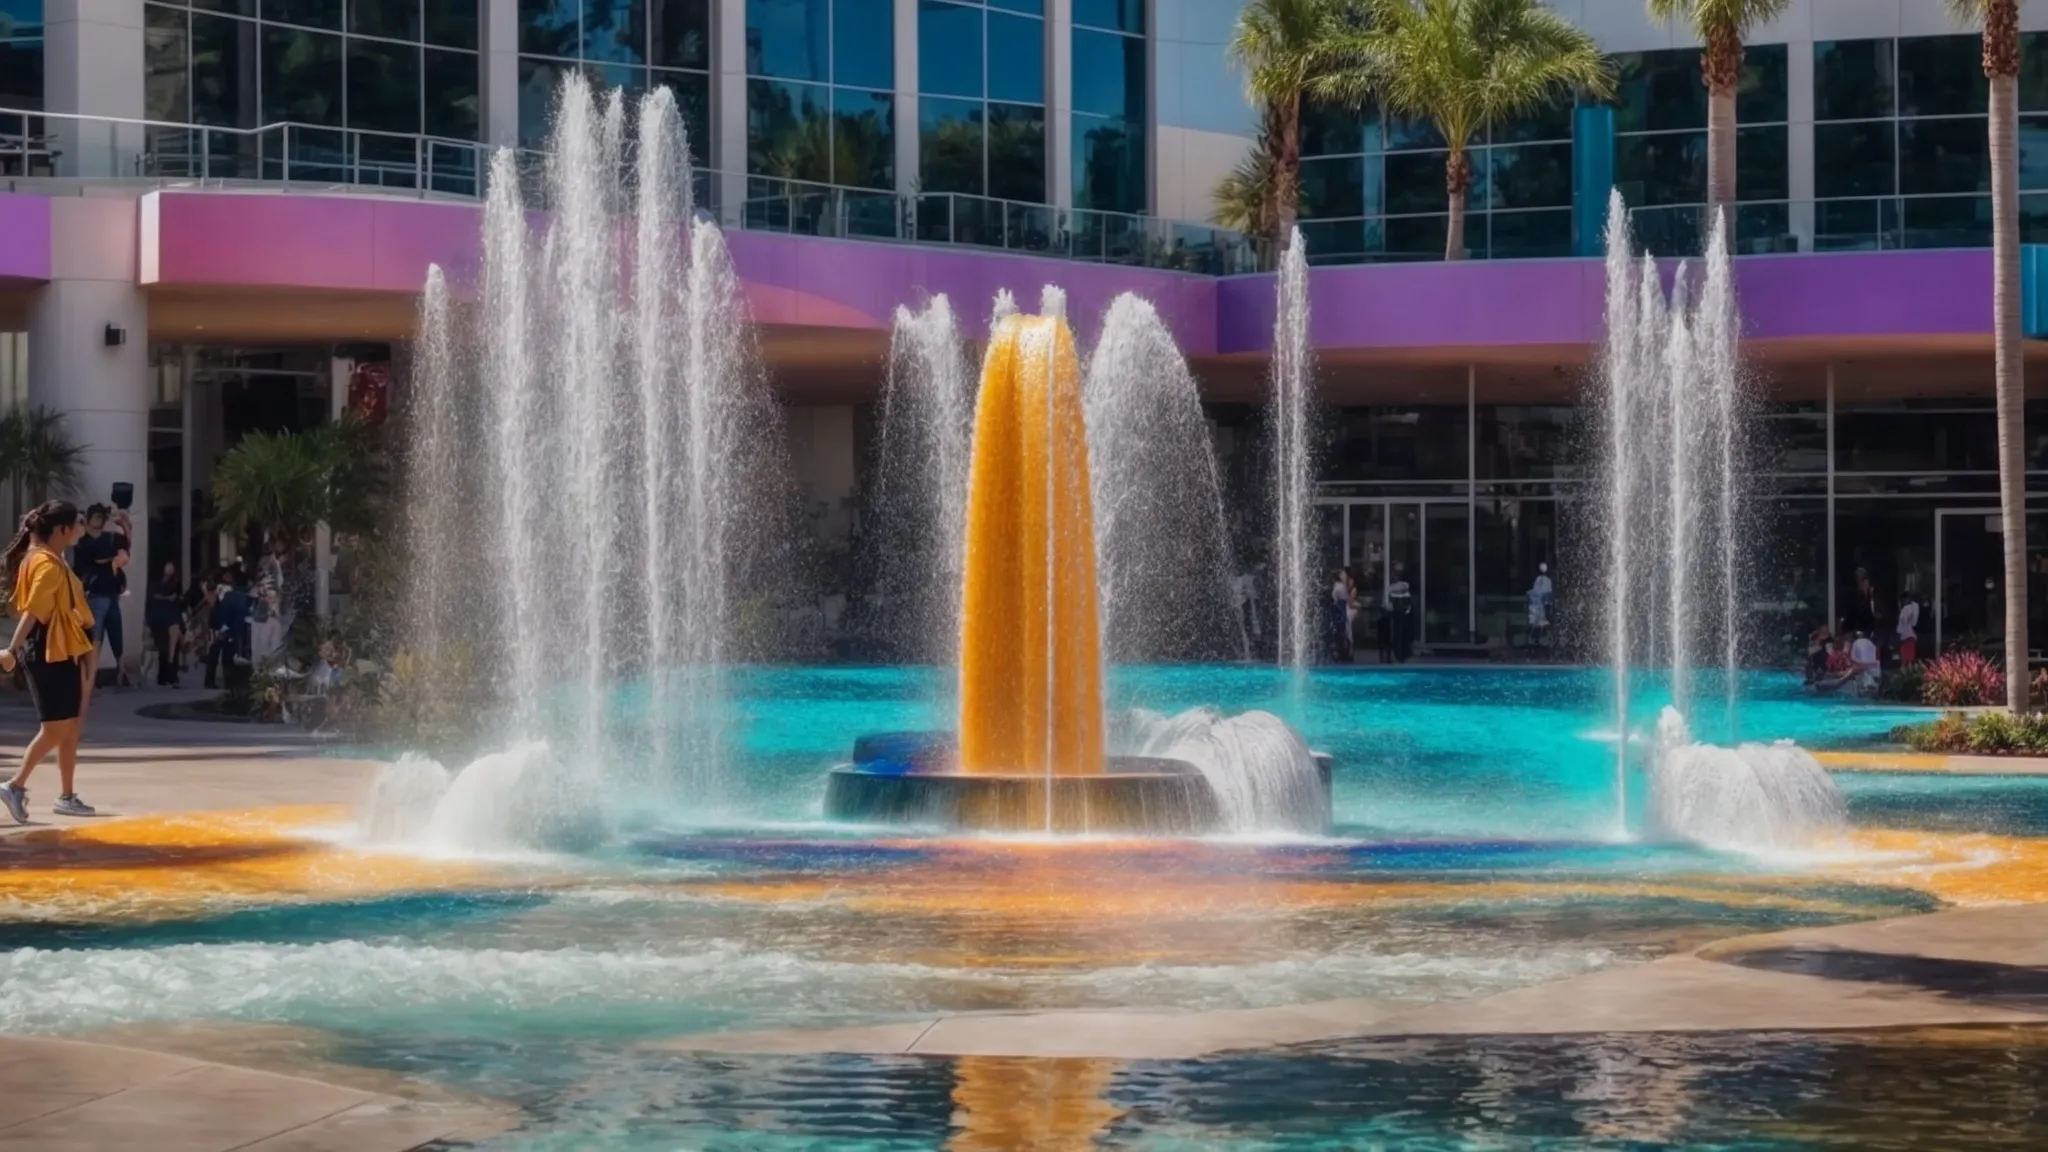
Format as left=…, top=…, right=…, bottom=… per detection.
left=40, top=0, right=145, bottom=177
left=1047, top=0, right=1073, bottom=210
left=715, top=0, right=749, bottom=227
left=481, top=0, right=521, bottom=148
left=893, top=0, right=919, bottom=200
left=1786, top=40, right=1816, bottom=253
left=27, top=200, right=150, bottom=670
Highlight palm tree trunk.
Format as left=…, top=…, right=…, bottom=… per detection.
left=1706, top=90, right=1737, bottom=233
left=1277, top=92, right=1301, bottom=242
left=1444, top=149, right=1471, bottom=261
left=1991, top=70, right=2029, bottom=707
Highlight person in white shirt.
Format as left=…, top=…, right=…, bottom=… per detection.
left=1527, top=562, right=1554, bottom=645
left=1848, top=631, right=1881, bottom=694
left=1895, top=595, right=1920, bottom=666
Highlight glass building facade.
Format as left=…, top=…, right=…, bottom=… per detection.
left=916, top=0, right=1045, bottom=204
left=517, top=0, right=710, bottom=159
left=0, top=0, right=39, bottom=115
left=1070, top=0, right=1144, bottom=215
left=1612, top=45, right=1787, bottom=253
left=744, top=0, right=895, bottom=192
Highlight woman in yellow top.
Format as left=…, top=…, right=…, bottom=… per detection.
left=0, top=501, right=97, bottom=822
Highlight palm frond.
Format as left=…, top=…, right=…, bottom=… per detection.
left=1210, top=130, right=1282, bottom=236
left=1644, top=0, right=1792, bottom=35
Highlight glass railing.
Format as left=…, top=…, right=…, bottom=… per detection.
left=1629, top=196, right=2028, bottom=258
left=0, top=106, right=1264, bottom=275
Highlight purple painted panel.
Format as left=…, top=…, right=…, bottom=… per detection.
left=1736, top=249, right=1991, bottom=339
left=147, top=192, right=480, bottom=292
left=0, top=192, right=52, bottom=284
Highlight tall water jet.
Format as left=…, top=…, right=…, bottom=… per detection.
left=957, top=314, right=1105, bottom=778
left=1598, top=193, right=1641, bottom=825
left=1699, top=210, right=1745, bottom=733
left=1664, top=267, right=1696, bottom=712
left=864, top=297, right=975, bottom=663
left=1269, top=229, right=1314, bottom=672
left=1085, top=293, right=1247, bottom=663
left=406, top=267, right=463, bottom=660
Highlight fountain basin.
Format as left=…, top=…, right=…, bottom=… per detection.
left=827, top=732, right=1333, bottom=834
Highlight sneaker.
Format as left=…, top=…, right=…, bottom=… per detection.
left=52, top=794, right=95, bottom=817
left=0, top=783, right=26, bottom=825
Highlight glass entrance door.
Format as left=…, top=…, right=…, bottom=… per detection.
left=1935, top=508, right=2003, bottom=656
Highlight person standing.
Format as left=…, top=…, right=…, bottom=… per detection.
left=71, top=504, right=129, bottom=689
left=1326, top=568, right=1351, bottom=663
left=147, top=562, right=186, bottom=687
left=0, top=502, right=99, bottom=821
left=1386, top=563, right=1414, bottom=663
left=1895, top=593, right=1920, bottom=667
left=1527, top=562, right=1555, bottom=648
left=205, top=570, right=254, bottom=691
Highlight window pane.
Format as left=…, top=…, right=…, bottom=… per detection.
left=195, top=0, right=260, bottom=15
left=917, top=0, right=979, bottom=97
left=1738, top=43, right=1787, bottom=123
left=651, top=0, right=706, bottom=68
left=520, top=0, right=578, bottom=57
left=1385, top=114, right=1446, bottom=151
left=1073, top=112, right=1142, bottom=212
left=1901, top=193, right=1989, bottom=249
left=264, top=0, right=339, bottom=30
left=1615, top=130, right=1705, bottom=207
left=2022, top=116, right=2048, bottom=190
left=1383, top=214, right=1443, bottom=259
left=346, top=37, right=418, bottom=132
left=1297, top=219, right=1363, bottom=260
left=424, top=0, right=476, bottom=49
left=1326, top=407, right=1469, bottom=480
left=1815, top=121, right=1896, bottom=198
left=1487, top=209, right=1572, bottom=259
left=988, top=0, right=1038, bottom=12
left=1384, top=149, right=1468, bottom=214
left=1071, top=0, right=1138, bottom=34
left=1813, top=38, right=1892, bottom=122
left=986, top=100, right=1043, bottom=201
left=832, top=86, right=893, bottom=188
left=1071, top=28, right=1142, bottom=119
left=1487, top=141, right=1570, bottom=210
left=262, top=24, right=342, bottom=125
left=1737, top=123, right=1787, bottom=201
left=746, top=0, right=827, bottom=81
left=1490, top=101, right=1570, bottom=145
left=1899, top=116, right=1987, bottom=196
left=424, top=48, right=479, bottom=139
left=146, top=4, right=190, bottom=123
left=1299, top=155, right=1364, bottom=219
left=1612, top=49, right=1706, bottom=133
left=651, top=67, right=708, bottom=161
left=517, top=55, right=570, bottom=144
left=986, top=11, right=1041, bottom=104
left=0, top=0, right=40, bottom=110
left=1302, top=101, right=1366, bottom=157
left=748, top=77, right=830, bottom=180
left=347, top=0, right=415, bottom=41
left=2023, top=32, right=2048, bottom=113
left=920, top=94, right=982, bottom=194
left=833, top=0, right=890, bottom=89
left=583, top=0, right=644, bottom=64
left=193, top=14, right=258, bottom=126
left=1897, top=34, right=1985, bottom=118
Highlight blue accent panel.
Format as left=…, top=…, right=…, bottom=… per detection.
left=1572, top=105, right=1615, bottom=258
left=2025, top=246, right=2048, bottom=339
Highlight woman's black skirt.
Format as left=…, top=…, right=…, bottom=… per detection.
left=24, top=656, right=84, bottom=723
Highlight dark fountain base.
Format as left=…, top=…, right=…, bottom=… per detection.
left=824, top=732, right=1330, bottom=835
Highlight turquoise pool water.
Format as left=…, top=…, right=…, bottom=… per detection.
left=0, top=666, right=2000, bottom=1150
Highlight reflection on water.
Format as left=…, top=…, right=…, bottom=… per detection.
left=430, top=1027, right=2048, bottom=1150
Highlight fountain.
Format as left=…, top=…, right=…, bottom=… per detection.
left=1269, top=228, right=1316, bottom=673
left=825, top=311, right=1330, bottom=834
left=1596, top=193, right=1844, bottom=847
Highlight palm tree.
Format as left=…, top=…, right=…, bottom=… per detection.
left=211, top=430, right=330, bottom=547
left=1319, top=0, right=1613, bottom=260
left=1228, top=0, right=1347, bottom=245
left=1951, top=0, right=2027, bottom=707
left=1210, top=127, right=1282, bottom=242
left=1645, top=0, right=1791, bottom=231
left=0, top=406, right=87, bottom=521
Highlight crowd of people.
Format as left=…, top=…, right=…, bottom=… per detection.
left=1805, top=567, right=1921, bottom=696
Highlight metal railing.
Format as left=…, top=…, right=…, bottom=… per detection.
left=1628, top=196, right=2019, bottom=258
left=0, top=106, right=1263, bottom=275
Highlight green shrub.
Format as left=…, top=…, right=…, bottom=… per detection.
left=1876, top=665, right=1925, bottom=702
left=1892, top=711, right=2048, bottom=755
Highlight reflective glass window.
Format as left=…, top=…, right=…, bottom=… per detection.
left=1299, top=155, right=1364, bottom=219
left=2021, top=116, right=2048, bottom=190
left=1477, top=406, right=1578, bottom=480
left=986, top=101, right=1043, bottom=201
left=1737, top=43, right=1788, bottom=124
left=1615, top=131, right=1705, bottom=207
left=262, top=24, right=342, bottom=124
left=1814, top=38, right=1893, bottom=121
left=264, top=0, right=339, bottom=30
left=650, top=0, right=706, bottom=68
left=651, top=67, right=709, bottom=155
left=520, top=0, right=578, bottom=57
left=2021, top=32, right=2048, bottom=112
left=920, top=95, right=983, bottom=194
left=1737, top=124, right=1788, bottom=201
left=918, top=0, right=979, bottom=97
left=833, top=86, right=893, bottom=188
left=1301, top=100, right=1365, bottom=158
left=1383, top=150, right=1447, bottom=215
left=582, top=0, right=643, bottom=63
left=425, top=46, right=480, bottom=138
left=1897, top=34, right=1985, bottom=118
left=146, top=4, right=191, bottom=123
left=746, top=0, right=828, bottom=81
left=833, top=0, right=891, bottom=90
left=1071, top=0, right=1138, bottom=34
left=989, top=0, right=1037, bottom=11
left=1072, top=113, right=1141, bottom=212
left=1385, top=114, right=1446, bottom=151
left=1071, top=28, right=1141, bottom=119
left=1815, top=121, right=1895, bottom=197
left=1901, top=193, right=1990, bottom=249
left=1486, top=209, right=1571, bottom=259
left=1491, top=102, right=1570, bottom=146
left=423, top=0, right=475, bottom=49
left=1383, top=213, right=1444, bottom=259
left=191, top=13, right=258, bottom=126
left=347, top=36, right=418, bottom=132
left=1487, top=142, right=1570, bottom=210
left=1297, top=219, right=1364, bottom=259
left=517, top=55, right=570, bottom=143
left=348, top=0, right=414, bottom=41
left=1325, top=407, right=1470, bottom=481
left=1899, top=116, right=1987, bottom=195
left=747, top=77, right=830, bottom=182
left=1611, top=49, right=1706, bottom=133
left=195, top=0, right=261, bottom=17
left=986, top=11, right=1041, bottom=103
left=0, top=0, right=41, bottom=111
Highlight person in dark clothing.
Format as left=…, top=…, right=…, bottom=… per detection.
left=72, top=505, right=130, bottom=685
left=1386, top=563, right=1415, bottom=663
left=146, top=562, right=186, bottom=687
left=205, top=571, right=254, bottom=691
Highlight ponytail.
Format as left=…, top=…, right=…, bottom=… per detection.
left=3, top=500, right=80, bottom=587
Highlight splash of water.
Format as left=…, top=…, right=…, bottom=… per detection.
left=1269, top=229, right=1314, bottom=672
left=1648, top=708, right=1845, bottom=851
left=1085, top=293, right=1247, bottom=663
left=1115, top=708, right=1329, bottom=834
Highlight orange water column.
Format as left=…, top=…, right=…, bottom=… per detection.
left=957, top=313, right=1107, bottom=776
